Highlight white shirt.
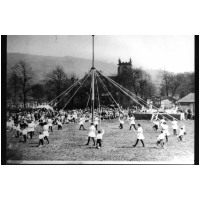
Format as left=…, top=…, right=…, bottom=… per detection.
left=57, top=121, right=62, bottom=126
left=137, top=127, right=144, bottom=139
left=39, top=134, right=44, bottom=139
left=157, top=132, right=165, bottom=140
left=43, top=124, right=49, bottom=131
left=119, top=119, right=124, bottom=124
left=48, top=119, right=52, bottom=126
left=96, top=130, right=105, bottom=140
left=130, top=117, right=135, bottom=124
left=88, top=125, right=96, bottom=137
left=94, top=117, right=99, bottom=125
left=22, top=129, right=27, bottom=135
left=172, top=121, right=178, bottom=129
left=153, top=121, right=159, bottom=126
left=79, top=117, right=85, bottom=125
left=28, top=122, right=35, bottom=132
left=179, top=129, right=184, bottom=136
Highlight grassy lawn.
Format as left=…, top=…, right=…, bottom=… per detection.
left=6, top=119, right=194, bottom=163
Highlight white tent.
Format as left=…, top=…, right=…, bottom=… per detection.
left=35, top=105, right=54, bottom=110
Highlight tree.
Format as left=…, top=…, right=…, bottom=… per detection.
left=10, top=60, right=35, bottom=108
left=7, top=69, right=20, bottom=106
left=44, top=66, right=70, bottom=109
left=158, top=70, right=194, bottom=98
left=159, top=70, right=182, bottom=97
left=31, top=83, right=45, bottom=103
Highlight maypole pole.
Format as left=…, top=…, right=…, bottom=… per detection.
left=91, top=35, right=95, bottom=123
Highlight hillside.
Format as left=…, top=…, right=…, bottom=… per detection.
left=7, top=53, right=161, bottom=83
left=7, top=53, right=118, bottom=81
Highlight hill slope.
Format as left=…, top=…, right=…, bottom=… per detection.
left=7, top=53, right=161, bottom=83
left=7, top=53, right=118, bottom=80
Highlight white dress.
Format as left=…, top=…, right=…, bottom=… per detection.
left=130, top=117, right=135, bottom=125
left=137, top=127, right=144, bottom=139
left=88, top=125, right=96, bottom=137
left=163, top=124, right=170, bottom=136
left=94, top=117, right=98, bottom=125
left=157, top=132, right=165, bottom=140
left=172, top=121, right=178, bottom=130
left=43, top=124, right=49, bottom=137
left=27, top=122, right=35, bottom=132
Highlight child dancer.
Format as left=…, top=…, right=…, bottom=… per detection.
left=156, top=131, right=165, bottom=148
left=94, top=116, right=99, bottom=130
left=133, top=124, right=145, bottom=147
left=162, top=122, right=170, bottom=143
left=27, top=120, right=35, bottom=139
left=152, top=119, right=159, bottom=131
left=57, top=120, right=62, bottom=130
left=38, top=132, right=44, bottom=147
left=86, top=123, right=96, bottom=146
left=22, top=126, right=28, bottom=143
left=43, top=122, right=49, bottom=144
left=48, top=117, right=53, bottom=132
left=79, top=116, right=86, bottom=130
left=171, top=119, right=178, bottom=135
left=119, top=117, right=124, bottom=129
left=129, top=115, right=137, bottom=130
left=177, top=127, right=185, bottom=142
left=96, top=129, right=105, bottom=149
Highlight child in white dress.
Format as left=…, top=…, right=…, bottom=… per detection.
left=171, top=119, right=178, bottom=135
left=157, top=131, right=165, bottom=148
left=119, top=117, right=124, bottom=129
left=133, top=124, right=145, bottom=147
left=86, top=123, right=96, bottom=146
left=96, top=129, right=105, bottom=149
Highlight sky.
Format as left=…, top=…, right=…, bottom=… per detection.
left=7, top=35, right=194, bottom=73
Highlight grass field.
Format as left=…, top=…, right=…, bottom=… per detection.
left=6, top=119, right=195, bottom=164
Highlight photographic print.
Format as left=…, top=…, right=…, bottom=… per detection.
left=5, top=35, right=195, bottom=164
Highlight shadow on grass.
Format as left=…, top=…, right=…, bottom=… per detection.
left=30, top=145, right=40, bottom=148
left=6, top=149, right=23, bottom=160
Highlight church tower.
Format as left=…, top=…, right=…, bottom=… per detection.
left=118, top=58, right=132, bottom=76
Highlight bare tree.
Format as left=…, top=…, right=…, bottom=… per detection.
left=159, top=70, right=183, bottom=97
left=44, top=66, right=69, bottom=108
left=10, top=60, right=35, bottom=108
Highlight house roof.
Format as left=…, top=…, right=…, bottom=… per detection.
left=178, top=93, right=194, bottom=103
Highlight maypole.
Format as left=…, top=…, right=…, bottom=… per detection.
left=91, top=35, right=95, bottom=123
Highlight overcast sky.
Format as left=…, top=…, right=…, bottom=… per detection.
left=7, top=35, right=194, bottom=73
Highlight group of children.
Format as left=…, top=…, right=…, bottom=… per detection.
left=117, top=114, right=187, bottom=149
left=8, top=109, right=188, bottom=150
left=85, top=123, right=105, bottom=149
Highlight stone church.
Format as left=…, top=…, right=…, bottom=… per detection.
left=117, top=58, right=133, bottom=76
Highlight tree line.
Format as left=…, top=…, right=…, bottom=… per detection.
left=7, top=60, right=195, bottom=109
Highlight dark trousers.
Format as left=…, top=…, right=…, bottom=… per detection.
left=165, top=136, right=168, bottom=142
left=39, top=139, right=44, bottom=146
left=157, top=139, right=164, bottom=147
left=44, top=136, right=49, bottom=144
left=49, top=126, right=53, bottom=132
left=86, top=137, right=95, bottom=146
left=95, top=124, right=98, bottom=130
left=173, top=129, right=177, bottom=135
left=153, top=125, right=158, bottom=131
left=134, top=139, right=145, bottom=147
left=178, top=135, right=183, bottom=141
left=58, top=125, right=62, bottom=130
left=79, top=124, right=85, bottom=130
left=130, top=124, right=137, bottom=130
left=119, top=123, right=123, bottom=129
left=23, top=135, right=27, bottom=142
left=96, top=139, right=102, bottom=147
left=29, top=131, right=33, bottom=139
